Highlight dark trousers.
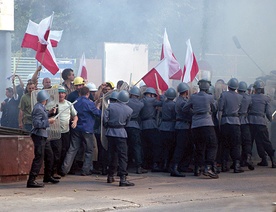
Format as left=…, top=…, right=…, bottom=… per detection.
left=192, top=126, right=218, bottom=167
left=240, top=124, right=253, bottom=161
left=250, top=124, right=275, bottom=158
left=29, top=134, right=53, bottom=178
left=141, top=128, right=162, bottom=167
left=221, top=124, right=241, bottom=162
left=107, top=136, right=128, bottom=176
left=215, top=126, right=223, bottom=164
left=126, top=127, right=143, bottom=168
left=95, top=133, right=108, bottom=170
left=172, top=129, right=193, bottom=165
left=59, top=132, right=71, bottom=172
left=50, top=139, right=62, bottom=175
left=160, top=131, right=176, bottom=165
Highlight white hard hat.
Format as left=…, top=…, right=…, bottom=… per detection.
left=86, top=82, right=97, bottom=91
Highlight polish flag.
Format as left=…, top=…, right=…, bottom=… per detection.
left=37, top=13, right=54, bottom=47
left=77, top=53, right=88, bottom=80
left=160, top=28, right=182, bottom=80
left=35, top=42, right=59, bottom=75
left=36, top=13, right=59, bottom=75
left=142, top=58, right=169, bottom=92
left=21, top=20, right=63, bottom=50
left=182, top=39, right=199, bottom=83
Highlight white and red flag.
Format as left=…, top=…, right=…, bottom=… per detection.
left=77, top=53, right=88, bottom=80
left=182, top=39, right=199, bottom=83
left=21, top=19, right=63, bottom=50
left=142, top=58, right=169, bottom=92
left=35, top=43, right=59, bottom=75
left=160, top=28, right=182, bottom=80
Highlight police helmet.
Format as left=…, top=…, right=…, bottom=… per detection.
left=37, top=90, right=50, bottom=103
left=109, top=91, right=119, bottom=101
left=198, top=79, right=211, bottom=90
left=117, top=90, right=129, bottom=103
left=238, top=81, right=247, bottom=92
left=144, top=87, right=157, bottom=96
left=177, top=82, right=189, bottom=93
left=253, top=80, right=265, bottom=89
left=129, top=86, right=141, bottom=97
left=227, top=78, right=239, bottom=90
left=165, top=88, right=177, bottom=100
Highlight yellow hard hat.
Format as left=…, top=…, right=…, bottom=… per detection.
left=51, top=84, right=59, bottom=89
left=106, top=81, right=115, bottom=89
left=74, top=77, right=85, bottom=85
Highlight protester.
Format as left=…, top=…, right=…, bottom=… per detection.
left=61, top=68, right=75, bottom=96
left=18, top=81, right=36, bottom=132
left=1, top=77, right=20, bottom=128
left=61, top=87, right=101, bottom=176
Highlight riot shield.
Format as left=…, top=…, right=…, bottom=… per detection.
left=31, top=88, right=61, bottom=141
left=100, top=90, right=113, bottom=151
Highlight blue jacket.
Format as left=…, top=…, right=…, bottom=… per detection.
left=74, top=96, right=101, bottom=133
left=31, top=102, right=49, bottom=137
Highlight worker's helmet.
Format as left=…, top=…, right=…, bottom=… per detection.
left=73, top=77, right=85, bottom=85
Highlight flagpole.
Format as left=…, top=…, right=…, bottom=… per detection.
left=129, top=73, right=132, bottom=88
left=133, top=78, right=142, bottom=87
left=13, top=48, right=23, bottom=76
left=154, top=73, right=160, bottom=94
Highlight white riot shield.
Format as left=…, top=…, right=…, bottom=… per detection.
left=31, top=88, right=61, bottom=141
left=100, top=90, right=113, bottom=151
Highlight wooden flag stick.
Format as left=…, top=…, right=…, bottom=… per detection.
left=154, top=73, right=160, bottom=91
left=13, top=48, right=23, bottom=76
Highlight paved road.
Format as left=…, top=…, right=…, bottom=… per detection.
left=0, top=166, right=275, bottom=212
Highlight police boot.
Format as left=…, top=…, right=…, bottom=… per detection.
left=269, top=155, right=276, bottom=168
left=222, top=161, right=229, bottom=172
left=107, top=175, right=115, bottom=183
left=212, top=162, right=220, bottom=174
left=119, top=175, right=135, bottom=187
left=151, top=163, right=163, bottom=172
left=136, top=166, right=148, bottom=174
left=170, top=164, right=185, bottom=177
left=194, top=166, right=202, bottom=176
left=246, top=154, right=255, bottom=170
left=43, top=176, right=60, bottom=184
left=257, top=157, right=268, bottom=166
left=234, top=160, right=244, bottom=173
left=162, top=160, right=170, bottom=173
left=27, top=175, right=44, bottom=188
left=203, top=165, right=219, bottom=179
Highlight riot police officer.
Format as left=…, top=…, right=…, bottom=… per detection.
left=183, top=79, right=218, bottom=179
left=248, top=80, right=276, bottom=168
left=125, top=86, right=147, bottom=174
left=170, top=82, right=193, bottom=177
left=159, top=88, right=177, bottom=172
left=237, top=81, right=254, bottom=170
left=104, top=90, right=135, bottom=186
left=140, top=87, right=163, bottom=172
left=218, top=78, right=244, bottom=173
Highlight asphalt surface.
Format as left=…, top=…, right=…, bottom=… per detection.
left=0, top=166, right=276, bottom=212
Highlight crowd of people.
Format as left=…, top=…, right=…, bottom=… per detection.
left=1, top=67, right=276, bottom=188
